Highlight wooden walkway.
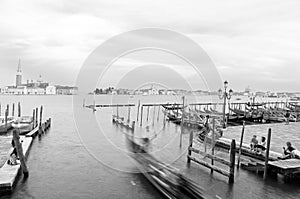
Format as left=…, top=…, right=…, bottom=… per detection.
left=0, top=118, right=51, bottom=194
left=0, top=136, right=33, bottom=193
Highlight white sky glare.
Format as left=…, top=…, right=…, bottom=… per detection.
left=0, top=0, right=299, bottom=92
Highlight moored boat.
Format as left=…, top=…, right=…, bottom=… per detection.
left=12, top=116, right=34, bottom=135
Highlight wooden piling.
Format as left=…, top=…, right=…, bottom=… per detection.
left=32, top=109, right=35, bottom=130
left=237, top=121, right=245, bottom=169
left=12, top=103, right=15, bottom=117
left=136, top=100, right=140, bottom=122
left=5, top=108, right=8, bottom=128
left=35, top=107, right=38, bottom=127
left=211, top=118, right=215, bottom=173
left=152, top=106, right=155, bottom=126
left=140, top=105, right=143, bottom=126
left=157, top=105, right=160, bottom=122
left=39, top=106, right=43, bottom=126
left=127, top=106, right=131, bottom=122
left=7, top=104, right=9, bottom=117
left=18, top=102, right=21, bottom=117
left=263, top=128, right=272, bottom=180
left=187, top=131, right=193, bottom=164
left=115, top=105, right=118, bottom=118
left=146, top=106, right=150, bottom=122
left=13, top=129, right=29, bottom=177
left=180, top=96, right=185, bottom=148
left=132, top=121, right=135, bottom=131
left=229, top=139, right=236, bottom=183
left=163, top=108, right=166, bottom=127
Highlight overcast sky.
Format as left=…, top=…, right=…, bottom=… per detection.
left=0, top=0, right=299, bottom=92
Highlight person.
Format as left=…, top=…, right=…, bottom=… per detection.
left=285, top=110, right=290, bottom=125
left=250, top=135, right=258, bottom=150
left=7, top=139, right=18, bottom=165
left=254, top=136, right=266, bottom=153
left=280, top=141, right=297, bottom=160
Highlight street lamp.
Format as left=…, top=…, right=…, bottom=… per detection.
left=218, top=80, right=233, bottom=128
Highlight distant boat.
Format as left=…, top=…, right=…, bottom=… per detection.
left=0, top=116, right=15, bottom=133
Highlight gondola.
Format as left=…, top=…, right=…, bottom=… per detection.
left=126, top=135, right=213, bottom=199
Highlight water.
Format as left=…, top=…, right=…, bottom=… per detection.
left=0, top=95, right=299, bottom=199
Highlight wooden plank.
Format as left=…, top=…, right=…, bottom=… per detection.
left=187, top=155, right=230, bottom=177
left=25, top=126, right=39, bottom=137
left=189, top=147, right=231, bottom=166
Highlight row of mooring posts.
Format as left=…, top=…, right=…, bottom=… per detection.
left=187, top=118, right=236, bottom=183
left=0, top=102, right=22, bottom=117
left=235, top=121, right=273, bottom=180
left=14, top=105, right=52, bottom=178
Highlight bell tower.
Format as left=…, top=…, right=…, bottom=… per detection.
left=16, top=58, right=22, bottom=87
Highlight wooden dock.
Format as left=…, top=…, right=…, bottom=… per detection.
left=0, top=118, right=51, bottom=194
left=0, top=136, right=32, bottom=193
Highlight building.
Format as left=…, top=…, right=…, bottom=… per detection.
left=46, top=86, right=56, bottom=95
left=56, top=86, right=78, bottom=95
left=16, top=59, right=22, bottom=87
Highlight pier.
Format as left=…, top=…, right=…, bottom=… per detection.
left=0, top=104, right=52, bottom=194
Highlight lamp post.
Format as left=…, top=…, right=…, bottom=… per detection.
left=218, top=80, right=233, bottom=128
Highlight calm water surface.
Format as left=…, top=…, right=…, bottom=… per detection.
left=0, top=95, right=299, bottom=199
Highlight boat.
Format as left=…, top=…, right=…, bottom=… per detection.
left=126, top=135, right=212, bottom=199
left=12, top=116, right=34, bottom=135
left=197, top=131, right=282, bottom=161
left=0, top=116, right=15, bottom=133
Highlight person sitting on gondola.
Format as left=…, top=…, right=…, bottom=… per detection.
left=250, top=135, right=258, bottom=150
left=280, top=141, right=296, bottom=159
left=254, top=136, right=266, bottom=154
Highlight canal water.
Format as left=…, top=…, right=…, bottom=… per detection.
left=0, top=95, right=299, bottom=199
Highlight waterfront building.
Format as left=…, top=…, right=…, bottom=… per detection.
left=56, top=86, right=78, bottom=95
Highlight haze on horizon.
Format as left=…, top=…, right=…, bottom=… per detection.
left=0, top=0, right=299, bottom=92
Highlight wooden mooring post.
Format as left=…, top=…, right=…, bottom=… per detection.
left=229, top=139, right=236, bottom=183
left=18, top=102, right=21, bottom=117
left=263, top=128, right=272, bottom=180
left=35, top=107, right=38, bottom=127
left=127, top=106, right=131, bottom=122
left=39, top=106, right=43, bottom=126
left=5, top=108, right=8, bottom=128
left=152, top=105, right=155, bottom=126
left=186, top=120, right=236, bottom=182
left=146, top=106, right=150, bottom=122
left=211, top=119, right=215, bottom=174
left=12, top=103, right=15, bottom=117
left=140, top=105, right=143, bottom=126
left=136, top=100, right=140, bottom=122
left=180, top=96, right=185, bottom=148
left=237, top=121, right=245, bottom=169
left=13, top=129, right=29, bottom=177
left=6, top=104, right=9, bottom=117
left=32, top=109, right=35, bottom=130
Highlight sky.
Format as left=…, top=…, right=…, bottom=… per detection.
left=0, top=0, right=299, bottom=92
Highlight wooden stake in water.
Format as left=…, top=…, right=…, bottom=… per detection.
left=211, top=118, right=215, bottom=173
left=136, top=100, right=140, bottom=122
left=237, top=121, right=245, bottom=169
left=180, top=96, right=185, bottom=148
left=32, top=109, right=35, bottom=130
left=146, top=106, right=150, bottom=122
left=127, top=106, right=131, bottom=122
left=187, top=131, right=193, bottom=164
left=35, top=107, right=38, bottom=127
left=157, top=105, right=160, bottom=122
left=12, top=103, right=15, bottom=117
left=152, top=106, right=156, bottom=126
left=263, top=128, right=272, bottom=180
left=6, top=104, right=9, bottom=117
left=39, top=106, right=43, bottom=126
left=140, top=105, right=143, bottom=126
left=13, top=129, right=29, bottom=177
left=229, top=139, right=236, bottom=183
left=18, top=102, right=21, bottom=117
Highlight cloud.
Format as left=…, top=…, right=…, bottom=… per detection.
left=0, top=0, right=299, bottom=91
